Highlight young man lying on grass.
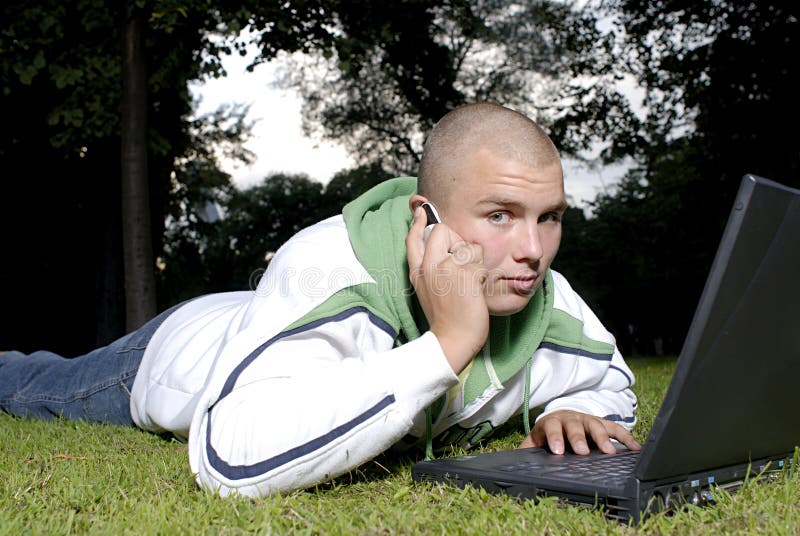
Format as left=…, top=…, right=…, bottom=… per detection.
left=1, top=102, right=640, bottom=497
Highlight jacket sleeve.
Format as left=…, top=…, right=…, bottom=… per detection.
left=532, top=270, right=638, bottom=429
left=188, top=312, right=457, bottom=498
left=536, top=346, right=638, bottom=430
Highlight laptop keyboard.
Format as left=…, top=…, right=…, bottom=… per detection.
left=496, top=451, right=639, bottom=486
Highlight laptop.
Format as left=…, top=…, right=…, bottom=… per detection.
left=412, top=174, right=800, bottom=523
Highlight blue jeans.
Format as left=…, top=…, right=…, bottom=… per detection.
left=0, top=303, right=182, bottom=426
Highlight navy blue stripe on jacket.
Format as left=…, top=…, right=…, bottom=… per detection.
left=537, top=341, right=614, bottom=361
left=205, top=307, right=397, bottom=481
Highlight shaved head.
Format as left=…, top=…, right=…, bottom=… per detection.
left=418, top=103, right=560, bottom=208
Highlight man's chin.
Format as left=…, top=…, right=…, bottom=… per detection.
left=486, top=296, right=532, bottom=317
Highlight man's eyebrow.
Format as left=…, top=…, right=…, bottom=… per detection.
left=475, top=197, right=526, bottom=209
left=476, top=197, right=568, bottom=213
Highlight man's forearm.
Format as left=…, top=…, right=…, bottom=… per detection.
left=188, top=331, right=457, bottom=497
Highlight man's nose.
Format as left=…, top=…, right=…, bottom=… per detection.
left=514, top=223, right=543, bottom=263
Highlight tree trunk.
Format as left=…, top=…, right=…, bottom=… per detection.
left=121, top=6, right=156, bottom=331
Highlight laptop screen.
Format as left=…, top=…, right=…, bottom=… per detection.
left=636, top=175, right=800, bottom=481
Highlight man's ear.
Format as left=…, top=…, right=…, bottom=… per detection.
left=409, top=194, right=429, bottom=215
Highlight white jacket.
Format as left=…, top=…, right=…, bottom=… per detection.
left=130, top=213, right=636, bottom=497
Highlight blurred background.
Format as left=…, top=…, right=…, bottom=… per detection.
left=1, top=0, right=797, bottom=357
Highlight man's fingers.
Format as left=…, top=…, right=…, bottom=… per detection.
left=522, top=411, right=642, bottom=455
left=449, top=241, right=483, bottom=266
left=576, top=418, right=641, bottom=454
left=520, top=420, right=549, bottom=450
left=543, top=417, right=567, bottom=455
left=405, top=206, right=426, bottom=277
left=586, top=418, right=615, bottom=454
left=517, top=434, right=536, bottom=449
left=563, top=417, right=591, bottom=455
left=604, top=421, right=642, bottom=452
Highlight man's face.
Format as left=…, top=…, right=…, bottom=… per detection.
left=438, top=148, right=566, bottom=316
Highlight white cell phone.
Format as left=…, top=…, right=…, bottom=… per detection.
left=421, top=202, right=441, bottom=246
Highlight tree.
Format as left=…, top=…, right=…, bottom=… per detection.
left=571, top=0, right=800, bottom=353
left=321, top=162, right=393, bottom=212
left=0, top=1, right=334, bottom=353
left=612, top=0, right=799, bottom=186
left=156, top=103, right=253, bottom=307
left=160, top=172, right=326, bottom=299
left=554, top=137, right=716, bottom=355
left=2, top=1, right=141, bottom=353
left=159, top=163, right=393, bottom=305
left=279, top=0, right=643, bottom=174
left=121, top=4, right=157, bottom=330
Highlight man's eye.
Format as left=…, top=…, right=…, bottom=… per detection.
left=489, top=212, right=510, bottom=224
left=539, top=212, right=562, bottom=223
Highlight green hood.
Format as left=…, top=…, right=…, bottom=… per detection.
left=342, top=177, right=554, bottom=405
left=342, top=177, right=424, bottom=344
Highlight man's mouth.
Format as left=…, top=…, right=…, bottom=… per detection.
left=502, top=275, right=537, bottom=293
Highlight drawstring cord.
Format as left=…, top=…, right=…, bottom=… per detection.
left=424, top=406, right=434, bottom=460
left=523, top=357, right=533, bottom=437
left=425, top=356, right=534, bottom=460
left=426, top=358, right=533, bottom=459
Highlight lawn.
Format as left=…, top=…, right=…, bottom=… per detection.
left=1, top=356, right=798, bottom=534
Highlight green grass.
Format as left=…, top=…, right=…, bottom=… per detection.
left=1, top=356, right=798, bottom=534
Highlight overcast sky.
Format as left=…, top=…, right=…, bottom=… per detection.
left=191, top=49, right=633, bottom=208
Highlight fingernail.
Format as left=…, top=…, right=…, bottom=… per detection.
left=575, top=441, right=588, bottom=452
left=552, top=442, right=564, bottom=455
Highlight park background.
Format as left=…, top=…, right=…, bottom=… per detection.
left=1, top=0, right=798, bottom=359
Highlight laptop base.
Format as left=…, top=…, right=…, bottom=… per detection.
left=412, top=448, right=795, bottom=523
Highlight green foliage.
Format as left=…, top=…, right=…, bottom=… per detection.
left=559, top=1, right=800, bottom=354
left=281, top=0, right=642, bottom=174
left=158, top=165, right=393, bottom=305
left=161, top=172, right=329, bottom=299
left=220, top=173, right=328, bottom=282
left=1, top=1, right=120, bottom=148
left=613, top=0, right=800, bottom=179
left=555, top=139, right=724, bottom=355
left=0, top=0, right=335, bottom=351
left=3, top=357, right=800, bottom=533
left=322, top=161, right=394, bottom=211
left=4, top=0, right=796, bottom=361
left=155, top=105, right=250, bottom=307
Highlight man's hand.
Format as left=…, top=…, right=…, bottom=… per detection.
left=518, top=410, right=642, bottom=455
left=406, top=206, right=489, bottom=374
